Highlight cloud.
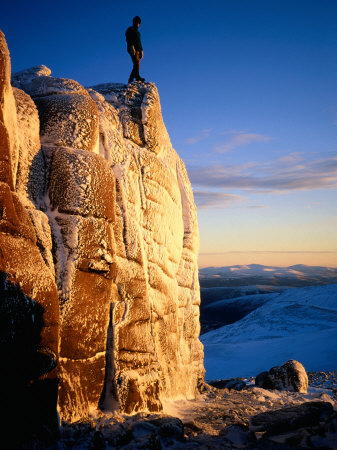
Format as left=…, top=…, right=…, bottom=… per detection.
left=185, top=129, right=272, bottom=151
left=185, top=129, right=212, bottom=144
left=220, top=129, right=248, bottom=136
left=305, top=201, right=327, bottom=209
left=215, top=132, right=273, bottom=153
left=194, top=191, right=244, bottom=209
left=275, top=152, right=304, bottom=164
left=189, top=155, right=337, bottom=192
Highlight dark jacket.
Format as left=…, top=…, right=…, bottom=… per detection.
left=125, top=26, right=143, bottom=52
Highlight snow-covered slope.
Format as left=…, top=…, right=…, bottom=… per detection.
left=200, top=285, right=285, bottom=307
left=201, top=284, right=337, bottom=379
left=200, top=291, right=279, bottom=333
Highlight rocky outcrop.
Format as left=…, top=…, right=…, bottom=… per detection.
left=86, top=82, right=204, bottom=416
left=255, top=360, right=308, bottom=393
left=2, top=31, right=204, bottom=425
left=0, top=31, right=60, bottom=446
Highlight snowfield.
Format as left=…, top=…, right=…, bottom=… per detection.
left=201, top=284, right=337, bottom=379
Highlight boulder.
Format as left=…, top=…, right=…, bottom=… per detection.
left=208, top=378, right=248, bottom=391
left=255, top=360, right=308, bottom=393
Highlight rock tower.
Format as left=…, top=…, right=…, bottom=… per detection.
left=1, top=31, right=204, bottom=441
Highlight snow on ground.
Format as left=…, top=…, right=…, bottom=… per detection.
left=203, top=328, right=337, bottom=379
left=201, top=284, right=337, bottom=379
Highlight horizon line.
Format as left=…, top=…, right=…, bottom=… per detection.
left=199, top=250, right=337, bottom=255
left=198, top=262, right=337, bottom=269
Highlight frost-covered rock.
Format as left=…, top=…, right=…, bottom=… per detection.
left=88, top=82, right=170, bottom=154
left=8, top=41, right=204, bottom=421
left=255, top=360, right=308, bottom=393
left=0, top=31, right=59, bottom=446
left=12, top=88, right=41, bottom=206
left=88, top=81, right=203, bottom=416
left=12, top=66, right=99, bottom=152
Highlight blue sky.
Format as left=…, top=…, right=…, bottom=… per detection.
left=3, top=0, right=337, bottom=267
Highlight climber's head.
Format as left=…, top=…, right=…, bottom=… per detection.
left=133, top=16, right=141, bottom=27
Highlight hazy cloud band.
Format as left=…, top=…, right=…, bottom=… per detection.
left=190, top=155, right=337, bottom=192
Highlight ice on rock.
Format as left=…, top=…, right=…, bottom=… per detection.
left=5, top=43, right=204, bottom=424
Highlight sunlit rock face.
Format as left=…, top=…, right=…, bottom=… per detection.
left=0, top=31, right=59, bottom=445
left=89, top=82, right=204, bottom=414
left=10, top=48, right=204, bottom=420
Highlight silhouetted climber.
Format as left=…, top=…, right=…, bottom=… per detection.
left=126, top=16, right=145, bottom=83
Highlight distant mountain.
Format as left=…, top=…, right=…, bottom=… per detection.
left=201, top=283, right=337, bottom=379
left=199, top=264, right=337, bottom=288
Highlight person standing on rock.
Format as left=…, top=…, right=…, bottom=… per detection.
left=126, top=16, right=145, bottom=83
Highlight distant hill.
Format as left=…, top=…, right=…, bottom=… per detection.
left=199, top=264, right=337, bottom=288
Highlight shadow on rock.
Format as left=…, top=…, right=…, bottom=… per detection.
left=249, top=401, right=337, bottom=448
left=0, top=272, right=58, bottom=448
left=61, top=414, right=185, bottom=449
